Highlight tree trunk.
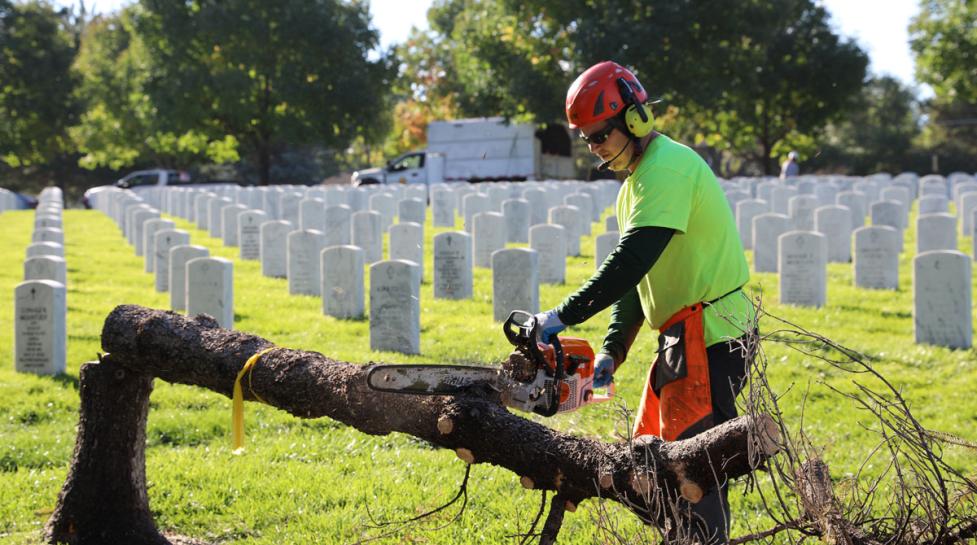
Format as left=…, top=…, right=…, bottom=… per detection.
left=44, top=357, right=168, bottom=545
left=47, top=305, right=781, bottom=544
left=256, top=143, right=271, bottom=186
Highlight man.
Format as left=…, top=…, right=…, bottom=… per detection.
left=533, top=61, right=755, bottom=544
left=780, top=151, right=800, bottom=179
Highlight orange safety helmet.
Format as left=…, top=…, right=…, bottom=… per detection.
left=565, top=61, right=649, bottom=129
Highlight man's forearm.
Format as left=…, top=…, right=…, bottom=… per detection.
left=600, top=287, right=645, bottom=367
left=555, top=226, right=674, bottom=326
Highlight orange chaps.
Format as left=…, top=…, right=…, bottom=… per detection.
left=633, top=303, right=713, bottom=441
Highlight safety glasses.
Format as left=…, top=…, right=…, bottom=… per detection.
left=579, top=123, right=616, bottom=145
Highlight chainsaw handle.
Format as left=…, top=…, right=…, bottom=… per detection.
left=503, top=310, right=535, bottom=347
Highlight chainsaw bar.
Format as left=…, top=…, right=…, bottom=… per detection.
left=366, top=364, right=502, bottom=395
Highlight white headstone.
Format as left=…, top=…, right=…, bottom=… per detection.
left=853, top=226, right=899, bottom=290
left=299, top=198, right=326, bottom=232
left=238, top=210, right=268, bottom=260
left=502, top=198, right=531, bottom=243
left=492, top=248, right=539, bottom=321
left=389, top=222, right=424, bottom=280
left=287, top=230, right=327, bottom=296
left=918, top=195, right=948, bottom=215
left=605, top=215, right=618, bottom=232
left=778, top=231, right=827, bottom=307
left=788, top=195, right=818, bottom=231
left=221, top=203, right=248, bottom=246
left=32, top=227, right=64, bottom=245
left=771, top=186, right=798, bottom=215
left=280, top=192, right=303, bottom=227
left=186, top=257, right=234, bottom=328
left=814, top=184, right=838, bottom=207
left=143, top=218, right=175, bottom=273
left=154, top=229, right=190, bottom=292
left=131, top=208, right=160, bottom=255
left=26, top=242, right=64, bottom=258
left=870, top=200, right=905, bottom=251
left=323, top=205, right=352, bottom=247
left=913, top=251, right=972, bottom=349
left=549, top=205, right=581, bottom=257
left=351, top=210, right=383, bottom=264
left=462, top=193, right=490, bottom=233
left=169, top=245, right=210, bottom=310
left=916, top=213, right=957, bottom=254
left=836, top=191, right=866, bottom=228
left=24, top=256, right=67, bottom=286
left=736, top=199, right=769, bottom=250
left=565, top=194, right=593, bottom=236
left=208, top=197, right=233, bottom=238
left=398, top=198, right=426, bottom=226
left=369, top=260, right=421, bottom=354
left=522, top=188, right=548, bottom=227
left=595, top=231, right=619, bottom=270
left=752, top=213, right=791, bottom=273
left=433, top=231, right=473, bottom=299
left=14, top=280, right=66, bottom=375
left=369, top=193, right=397, bottom=231
left=260, top=220, right=292, bottom=278
left=960, top=193, right=977, bottom=237
left=530, top=224, right=567, bottom=284
left=431, top=188, right=456, bottom=227
left=814, top=205, right=852, bottom=262
left=472, top=212, right=507, bottom=268
left=321, top=245, right=365, bottom=319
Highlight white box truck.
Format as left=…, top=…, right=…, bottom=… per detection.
left=350, top=117, right=575, bottom=186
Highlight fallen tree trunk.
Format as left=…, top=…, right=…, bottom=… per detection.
left=46, top=305, right=780, bottom=544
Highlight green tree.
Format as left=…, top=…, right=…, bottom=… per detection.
left=0, top=0, right=79, bottom=167
left=71, top=7, right=238, bottom=171
left=910, top=0, right=977, bottom=169
left=807, top=76, right=922, bottom=174
left=409, top=0, right=868, bottom=175
left=133, top=0, right=391, bottom=185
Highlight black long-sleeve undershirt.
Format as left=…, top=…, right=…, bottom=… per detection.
left=554, top=226, right=674, bottom=365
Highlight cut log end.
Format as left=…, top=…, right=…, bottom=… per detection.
left=679, top=482, right=703, bottom=503
left=436, top=416, right=454, bottom=435
left=455, top=448, right=474, bottom=464
left=564, top=500, right=577, bottom=513
left=520, top=476, right=535, bottom=490
left=598, top=473, right=614, bottom=490
left=757, top=414, right=782, bottom=456
left=630, top=472, right=652, bottom=496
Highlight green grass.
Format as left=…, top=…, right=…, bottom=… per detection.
left=1, top=200, right=976, bottom=544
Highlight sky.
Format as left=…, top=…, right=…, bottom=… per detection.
left=60, top=0, right=924, bottom=91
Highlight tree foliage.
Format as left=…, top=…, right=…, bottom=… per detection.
left=0, top=0, right=79, bottom=167
left=131, top=0, right=391, bottom=184
left=807, top=76, right=924, bottom=174
left=402, top=0, right=868, bottom=175
left=910, top=0, right=977, bottom=168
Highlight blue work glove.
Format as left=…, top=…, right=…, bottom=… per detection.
left=533, top=309, right=566, bottom=345
left=593, top=353, right=615, bottom=388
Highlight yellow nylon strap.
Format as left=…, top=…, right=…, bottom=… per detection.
left=232, top=347, right=276, bottom=453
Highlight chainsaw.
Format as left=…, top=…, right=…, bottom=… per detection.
left=366, top=310, right=614, bottom=416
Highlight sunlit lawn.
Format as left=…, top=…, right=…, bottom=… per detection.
left=0, top=197, right=975, bottom=544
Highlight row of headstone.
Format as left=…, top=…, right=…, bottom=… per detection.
left=16, top=187, right=67, bottom=375
left=88, top=188, right=236, bottom=329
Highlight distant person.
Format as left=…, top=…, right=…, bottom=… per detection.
left=780, top=151, right=800, bottom=179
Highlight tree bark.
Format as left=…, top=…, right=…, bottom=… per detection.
left=49, top=304, right=781, bottom=543
left=44, top=357, right=168, bottom=545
